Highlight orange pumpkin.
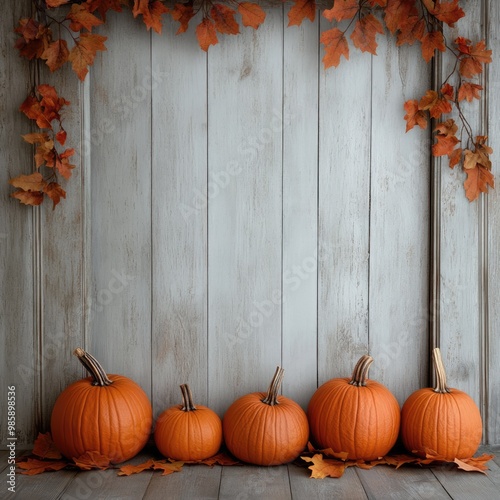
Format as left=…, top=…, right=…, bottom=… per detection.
left=154, top=384, right=222, bottom=461
left=223, top=366, right=309, bottom=465
left=307, top=355, right=400, bottom=460
left=51, top=348, right=153, bottom=464
left=401, top=347, right=482, bottom=460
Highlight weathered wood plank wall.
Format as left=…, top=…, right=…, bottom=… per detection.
left=1, top=1, right=499, bottom=448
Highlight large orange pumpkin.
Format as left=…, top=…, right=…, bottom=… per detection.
left=154, top=384, right=222, bottom=461
left=223, top=366, right=309, bottom=465
left=51, top=348, right=153, bottom=464
left=401, top=347, right=482, bottom=460
left=307, top=355, right=400, bottom=460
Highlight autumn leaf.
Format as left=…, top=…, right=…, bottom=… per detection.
left=457, top=39, right=492, bottom=78
left=118, top=459, right=155, bottom=476
left=448, top=147, right=463, bottom=168
left=15, top=18, right=52, bottom=60
left=384, top=0, right=419, bottom=34
left=32, top=432, right=62, bottom=460
left=404, top=99, right=427, bottom=131
left=458, top=82, right=483, bottom=102
left=368, top=0, right=387, bottom=6
left=211, top=4, right=240, bottom=35
left=441, top=83, right=454, bottom=101
left=463, top=136, right=492, bottom=171
left=428, top=0, right=465, bottom=26
left=56, top=129, right=67, bottom=146
left=67, top=4, right=104, bottom=32
left=238, top=3, right=266, bottom=30
left=17, top=458, right=68, bottom=475
left=44, top=182, right=67, bottom=209
left=455, top=454, right=495, bottom=473
left=41, top=39, right=69, bottom=72
left=69, top=33, right=108, bottom=80
left=320, top=28, right=349, bottom=69
left=170, top=2, right=195, bottom=34
left=20, top=96, right=52, bottom=129
left=464, top=164, right=494, bottom=201
left=73, top=451, right=111, bottom=470
left=196, top=18, right=218, bottom=52
left=46, top=0, right=70, bottom=7
left=287, top=0, right=316, bottom=27
left=350, top=14, right=384, bottom=55
left=198, top=452, right=241, bottom=466
left=55, top=148, right=76, bottom=179
left=396, top=16, right=425, bottom=46
left=22, top=132, right=51, bottom=145
left=9, top=172, right=47, bottom=192
left=434, top=118, right=458, bottom=137
left=419, top=90, right=452, bottom=119
left=302, top=454, right=347, bottom=478
left=151, top=460, right=184, bottom=475
left=432, top=134, right=460, bottom=157
left=86, top=0, right=126, bottom=21
left=35, top=140, right=55, bottom=168
left=323, top=0, right=358, bottom=22
left=133, top=0, right=169, bottom=34
left=421, top=30, right=446, bottom=62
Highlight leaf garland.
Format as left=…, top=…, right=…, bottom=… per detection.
left=10, top=0, right=493, bottom=207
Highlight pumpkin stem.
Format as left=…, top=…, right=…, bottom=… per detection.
left=432, top=347, right=451, bottom=393
left=261, top=366, right=285, bottom=406
left=73, top=347, right=113, bottom=386
left=348, top=355, right=374, bottom=387
left=180, top=384, right=197, bottom=411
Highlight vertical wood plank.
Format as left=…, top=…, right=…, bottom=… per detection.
left=88, top=12, right=152, bottom=394
left=317, top=18, right=371, bottom=384
left=207, top=9, right=284, bottom=415
left=439, top=0, right=483, bottom=409
left=39, top=24, right=86, bottom=430
left=486, top=0, right=500, bottom=445
left=369, top=35, right=430, bottom=402
left=0, top=0, right=36, bottom=448
left=151, top=17, right=208, bottom=417
left=281, top=12, right=319, bottom=408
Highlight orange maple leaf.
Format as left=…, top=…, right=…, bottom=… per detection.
left=66, top=4, right=104, bottom=32
left=301, top=453, right=347, bottom=478
left=440, top=82, right=454, bottom=101
left=320, top=28, right=349, bottom=69
left=287, top=0, right=316, bottom=27
left=323, top=0, right=358, bottom=23
left=56, top=129, right=67, bottom=146
left=46, top=0, right=70, bottom=7
left=427, top=0, right=465, bottom=26
left=41, top=39, right=69, bottom=72
left=17, top=458, right=68, bottom=475
left=170, top=2, right=195, bottom=34
left=43, top=182, right=67, bottom=209
left=151, top=460, right=184, bottom=475
left=32, top=432, right=62, bottom=460
left=455, top=454, right=495, bottom=473
left=463, top=136, right=492, bottom=171
left=55, top=148, right=76, bottom=179
left=238, top=3, right=266, bottom=30
left=69, top=33, right=107, bottom=80
left=434, top=118, right=458, bottom=137
left=432, top=134, right=460, bottom=157
left=421, top=30, right=446, bottom=62
left=350, top=14, right=384, bottom=55
left=404, top=99, right=427, bottom=132
left=198, top=452, right=241, bottom=466
left=35, top=140, right=55, bottom=168
left=73, top=451, right=111, bottom=470
left=133, top=0, right=169, bottom=34
left=396, top=16, right=425, bottom=46
left=15, top=18, right=52, bottom=60
left=22, top=132, right=51, bottom=145
left=457, top=39, right=492, bottom=78
left=464, top=164, right=494, bottom=201
left=86, top=0, right=126, bottom=21
left=211, top=4, right=240, bottom=35
left=419, top=89, right=452, bottom=119
left=384, top=0, right=419, bottom=34
left=458, top=82, right=483, bottom=102
left=118, top=459, right=155, bottom=476
left=20, top=96, right=52, bottom=129
left=196, top=18, right=218, bottom=51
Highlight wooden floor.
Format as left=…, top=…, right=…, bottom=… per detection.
left=2, top=447, right=500, bottom=500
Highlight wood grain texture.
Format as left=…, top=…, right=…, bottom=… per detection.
left=281, top=10, right=319, bottom=409
left=317, top=16, right=371, bottom=385
left=207, top=8, right=284, bottom=415
left=218, top=465, right=291, bottom=500
left=151, top=16, right=209, bottom=418
left=0, top=0, right=37, bottom=448
left=486, top=0, right=500, bottom=446
left=369, top=36, right=430, bottom=403
left=87, top=12, right=152, bottom=395
left=4, top=469, right=77, bottom=500
left=438, top=1, right=483, bottom=407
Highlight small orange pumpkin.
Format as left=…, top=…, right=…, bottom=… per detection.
left=307, top=355, right=400, bottom=460
left=51, top=348, right=153, bottom=464
left=154, top=384, right=223, bottom=461
left=223, top=366, right=309, bottom=466
left=401, top=347, right=482, bottom=460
